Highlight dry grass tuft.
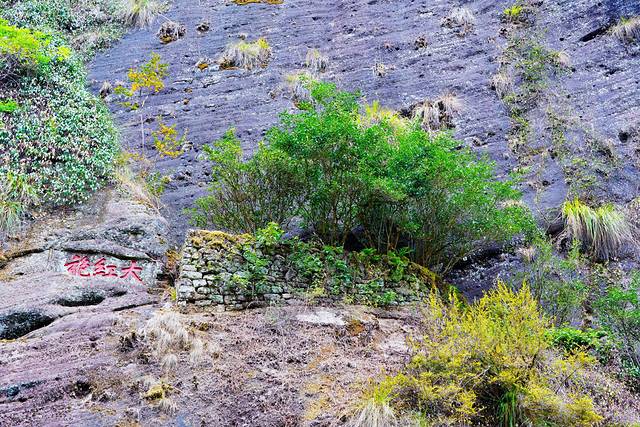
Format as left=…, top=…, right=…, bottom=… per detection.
left=349, top=399, right=398, bottom=427
left=218, top=38, right=272, bottom=70
left=305, top=48, right=329, bottom=73
left=443, top=7, right=476, bottom=35
left=281, top=71, right=315, bottom=104
left=113, top=156, right=162, bottom=212
left=140, top=310, right=206, bottom=372
left=412, top=93, right=462, bottom=132
left=372, top=62, right=389, bottom=77
left=121, top=0, right=163, bottom=28
left=491, top=71, right=514, bottom=98
left=516, top=246, right=537, bottom=263
left=611, top=16, right=640, bottom=42
left=554, top=50, right=572, bottom=68
left=562, top=198, right=633, bottom=260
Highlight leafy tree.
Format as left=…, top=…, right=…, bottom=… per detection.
left=192, top=82, right=535, bottom=272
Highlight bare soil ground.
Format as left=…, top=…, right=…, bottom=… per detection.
left=1, top=293, right=421, bottom=426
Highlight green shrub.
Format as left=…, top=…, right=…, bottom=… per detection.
left=189, top=130, right=306, bottom=233
left=595, top=272, right=640, bottom=378
left=192, top=82, right=535, bottom=272
left=515, top=238, right=588, bottom=325
left=359, top=283, right=604, bottom=426
left=0, top=18, right=64, bottom=79
left=547, top=327, right=607, bottom=354
left=0, top=21, right=118, bottom=206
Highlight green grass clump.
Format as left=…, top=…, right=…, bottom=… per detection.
left=503, top=4, right=524, bottom=22
left=562, top=198, right=632, bottom=260
left=0, top=171, right=36, bottom=234
left=0, top=99, right=18, bottom=113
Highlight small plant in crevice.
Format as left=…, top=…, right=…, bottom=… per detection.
left=491, top=71, right=514, bottom=98
left=218, top=38, right=272, bottom=70
left=611, top=16, right=640, bottom=42
left=141, top=376, right=177, bottom=414
left=502, top=4, right=527, bottom=24
left=157, top=20, right=186, bottom=44
left=442, top=7, right=476, bottom=35
left=561, top=198, right=633, bottom=261
left=305, top=48, right=328, bottom=73
left=411, top=92, right=462, bottom=132
left=372, top=62, right=390, bottom=77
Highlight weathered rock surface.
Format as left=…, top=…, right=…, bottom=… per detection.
left=0, top=189, right=171, bottom=424
left=89, top=0, right=640, bottom=243
left=0, top=302, right=421, bottom=426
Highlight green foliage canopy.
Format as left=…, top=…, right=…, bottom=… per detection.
left=191, top=82, right=535, bottom=271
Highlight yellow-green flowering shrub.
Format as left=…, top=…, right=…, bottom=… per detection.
left=359, top=283, right=605, bottom=426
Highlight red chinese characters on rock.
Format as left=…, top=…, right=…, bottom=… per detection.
left=120, top=260, right=143, bottom=284
left=63, top=255, right=91, bottom=277
left=64, top=255, right=145, bottom=285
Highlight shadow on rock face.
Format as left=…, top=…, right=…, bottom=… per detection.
left=0, top=310, right=55, bottom=339
left=54, top=289, right=106, bottom=307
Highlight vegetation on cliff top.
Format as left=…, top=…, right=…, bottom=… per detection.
left=0, top=19, right=118, bottom=229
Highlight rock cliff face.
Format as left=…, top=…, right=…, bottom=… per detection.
left=89, top=0, right=640, bottom=242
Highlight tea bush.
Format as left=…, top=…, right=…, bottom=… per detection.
left=1, top=0, right=128, bottom=58
left=192, top=81, right=535, bottom=272
left=0, top=20, right=118, bottom=208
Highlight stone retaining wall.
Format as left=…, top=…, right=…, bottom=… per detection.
left=176, top=229, right=444, bottom=311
